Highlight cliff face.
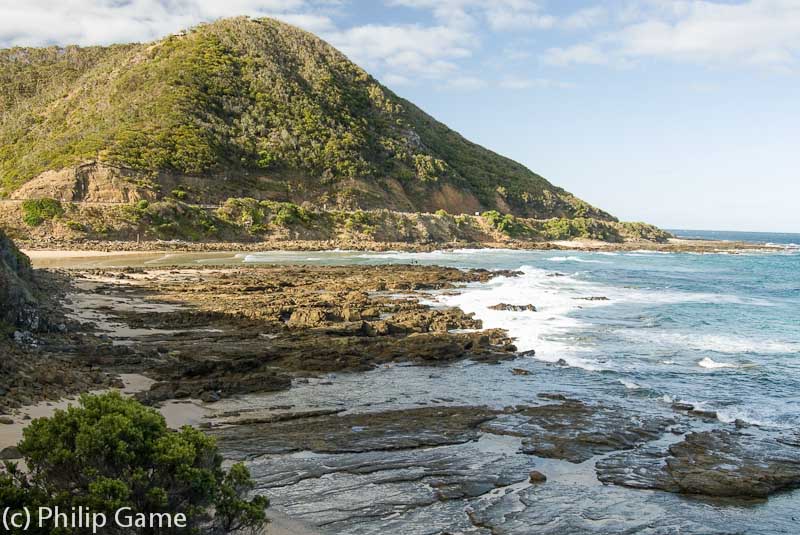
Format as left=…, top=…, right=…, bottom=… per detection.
left=0, top=229, right=38, bottom=331
left=1, top=17, right=612, bottom=221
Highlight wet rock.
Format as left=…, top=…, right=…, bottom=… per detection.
left=573, top=296, right=610, bottom=301
left=511, top=368, right=531, bottom=376
left=596, top=429, right=800, bottom=498
left=0, top=416, right=14, bottom=424
left=688, top=409, right=718, bottom=420
left=488, top=303, right=537, bottom=312
left=249, top=439, right=535, bottom=533
left=528, top=470, right=547, bottom=484
left=481, top=401, right=674, bottom=463
left=201, top=390, right=221, bottom=403
left=671, top=402, right=695, bottom=411
left=538, top=393, right=569, bottom=401
left=212, top=406, right=499, bottom=459
left=467, top=482, right=737, bottom=535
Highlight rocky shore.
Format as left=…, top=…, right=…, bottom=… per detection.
left=3, top=245, right=799, bottom=533
left=13, top=235, right=784, bottom=254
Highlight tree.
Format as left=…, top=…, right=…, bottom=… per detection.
left=0, top=392, right=268, bottom=534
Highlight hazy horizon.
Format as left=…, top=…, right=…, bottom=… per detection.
left=1, top=0, right=798, bottom=232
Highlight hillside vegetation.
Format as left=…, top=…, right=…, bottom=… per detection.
left=0, top=198, right=670, bottom=246
left=1, top=17, right=612, bottom=220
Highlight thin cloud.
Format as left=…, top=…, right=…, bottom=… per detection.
left=542, top=44, right=609, bottom=66
left=389, top=0, right=557, bottom=30
left=544, top=0, right=800, bottom=69
left=445, top=76, right=488, bottom=90
left=326, top=23, right=473, bottom=80
left=0, top=0, right=325, bottom=47
left=499, top=76, right=576, bottom=89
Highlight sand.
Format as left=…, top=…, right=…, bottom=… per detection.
left=0, top=373, right=208, bottom=450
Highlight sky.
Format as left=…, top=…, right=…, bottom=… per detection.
left=1, top=1, right=799, bottom=232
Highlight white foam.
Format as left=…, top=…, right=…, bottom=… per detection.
left=698, top=357, right=738, bottom=369
left=619, top=379, right=641, bottom=389
left=546, top=256, right=607, bottom=264
left=431, top=266, right=611, bottom=371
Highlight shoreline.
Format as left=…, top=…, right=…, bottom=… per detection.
left=17, top=237, right=784, bottom=268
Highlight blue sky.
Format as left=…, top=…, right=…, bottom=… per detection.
left=1, top=1, right=799, bottom=232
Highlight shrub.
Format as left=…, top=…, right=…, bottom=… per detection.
left=434, top=209, right=448, bottom=217
left=271, top=202, right=311, bottom=227
left=0, top=392, right=268, bottom=534
left=343, top=210, right=375, bottom=234
left=21, top=198, right=64, bottom=226
left=482, top=210, right=520, bottom=236
left=171, top=188, right=188, bottom=200
left=65, top=220, right=86, bottom=232
left=136, top=199, right=150, bottom=210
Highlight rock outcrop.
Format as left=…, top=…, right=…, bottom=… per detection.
left=488, top=303, right=537, bottom=312
left=596, top=429, right=800, bottom=498
left=0, top=229, right=38, bottom=330
left=481, top=400, right=675, bottom=463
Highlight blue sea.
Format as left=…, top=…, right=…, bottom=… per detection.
left=669, top=228, right=800, bottom=248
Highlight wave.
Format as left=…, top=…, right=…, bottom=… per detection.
left=621, top=331, right=798, bottom=354
left=698, top=357, right=740, bottom=369
left=663, top=396, right=789, bottom=428
left=546, top=256, right=607, bottom=264
left=431, top=266, right=609, bottom=371
left=766, top=242, right=800, bottom=249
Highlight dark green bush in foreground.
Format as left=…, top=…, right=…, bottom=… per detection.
left=0, top=392, right=267, bottom=534
left=21, top=198, right=64, bottom=226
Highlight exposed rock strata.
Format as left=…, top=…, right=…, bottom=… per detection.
left=481, top=400, right=676, bottom=463
left=596, top=429, right=800, bottom=498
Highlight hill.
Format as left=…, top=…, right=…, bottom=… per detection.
left=1, top=16, right=612, bottom=221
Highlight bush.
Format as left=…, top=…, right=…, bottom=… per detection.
left=0, top=392, right=268, bottom=534
left=271, top=202, right=311, bottom=227
left=482, top=210, right=521, bottom=236
left=171, top=188, right=188, bottom=200
left=21, top=198, right=64, bottom=226
left=65, top=220, right=86, bottom=232
left=343, top=210, right=375, bottom=234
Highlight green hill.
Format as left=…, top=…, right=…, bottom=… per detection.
left=0, top=16, right=613, bottom=220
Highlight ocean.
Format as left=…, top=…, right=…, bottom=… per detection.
left=669, top=228, right=800, bottom=248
